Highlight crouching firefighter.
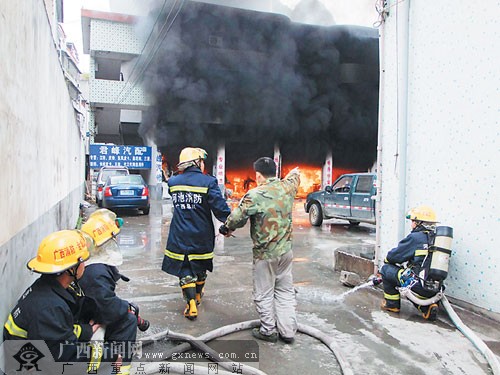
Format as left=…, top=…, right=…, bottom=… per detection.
left=3, top=230, right=107, bottom=374
left=79, top=209, right=150, bottom=375
left=161, top=147, right=231, bottom=320
left=379, top=205, right=453, bottom=321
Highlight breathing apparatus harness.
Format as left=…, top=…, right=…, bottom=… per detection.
left=397, top=225, right=454, bottom=303
left=399, top=226, right=435, bottom=288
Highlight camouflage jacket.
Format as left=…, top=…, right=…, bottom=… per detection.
left=225, top=169, right=300, bottom=260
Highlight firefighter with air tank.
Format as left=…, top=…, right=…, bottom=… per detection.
left=379, top=205, right=453, bottom=321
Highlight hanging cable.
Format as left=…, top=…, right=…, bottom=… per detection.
left=113, top=0, right=170, bottom=102
left=374, top=0, right=408, bottom=28
left=116, top=0, right=181, bottom=104
left=116, top=0, right=185, bottom=104
left=373, top=0, right=389, bottom=28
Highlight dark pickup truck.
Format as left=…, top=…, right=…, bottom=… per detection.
left=304, top=172, right=377, bottom=226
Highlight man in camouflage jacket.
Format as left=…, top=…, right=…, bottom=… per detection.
left=223, top=157, right=300, bottom=343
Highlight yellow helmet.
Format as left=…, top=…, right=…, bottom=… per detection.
left=406, top=205, right=439, bottom=223
left=177, top=147, right=207, bottom=171
left=81, top=209, right=121, bottom=246
left=27, top=230, right=92, bottom=274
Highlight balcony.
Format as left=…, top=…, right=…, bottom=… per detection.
left=89, top=79, right=152, bottom=109
left=83, top=13, right=143, bottom=57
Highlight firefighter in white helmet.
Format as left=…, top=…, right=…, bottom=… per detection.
left=3, top=230, right=106, bottom=373
left=379, top=205, right=440, bottom=321
left=162, top=147, right=231, bottom=320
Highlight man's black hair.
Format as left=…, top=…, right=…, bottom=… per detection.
left=253, top=157, right=276, bottom=178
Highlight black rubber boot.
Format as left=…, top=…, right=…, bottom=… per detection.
left=420, top=303, right=439, bottom=321
left=195, top=280, right=205, bottom=305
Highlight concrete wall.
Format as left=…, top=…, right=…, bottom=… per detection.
left=377, top=1, right=499, bottom=313
left=0, top=1, right=85, bottom=323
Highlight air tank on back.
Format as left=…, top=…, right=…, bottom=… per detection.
left=429, top=226, right=453, bottom=282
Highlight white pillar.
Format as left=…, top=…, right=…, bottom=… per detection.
left=144, top=134, right=161, bottom=200
left=273, top=143, right=281, bottom=178
left=216, top=142, right=226, bottom=195
left=214, top=142, right=226, bottom=252
left=322, top=151, right=333, bottom=189
left=395, top=0, right=410, bottom=241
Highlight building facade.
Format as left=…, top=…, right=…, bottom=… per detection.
left=81, top=7, right=162, bottom=196
left=376, top=0, right=499, bottom=315
left=0, top=0, right=87, bottom=325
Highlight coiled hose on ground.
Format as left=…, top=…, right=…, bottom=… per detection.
left=132, top=291, right=499, bottom=374
left=137, top=319, right=354, bottom=375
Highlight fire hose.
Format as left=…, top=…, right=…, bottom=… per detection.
left=383, top=279, right=500, bottom=375
left=126, top=291, right=498, bottom=374
left=136, top=319, right=354, bottom=375
left=398, top=286, right=444, bottom=306
left=441, top=296, right=500, bottom=375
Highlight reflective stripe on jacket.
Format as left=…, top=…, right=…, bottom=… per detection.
left=384, top=227, right=432, bottom=271
left=3, top=275, right=94, bottom=364
left=162, top=166, right=230, bottom=276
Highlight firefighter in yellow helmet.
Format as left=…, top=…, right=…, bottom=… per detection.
left=80, top=209, right=148, bottom=375
left=379, top=205, right=441, bottom=321
left=176, top=147, right=208, bottom=171
left=162, top=147, right=231, bottom=320
left=81, top=209, right=124, bottom=264
left=3, top=230, right=105, bottom=373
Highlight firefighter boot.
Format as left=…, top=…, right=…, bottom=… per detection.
left=181, top=283, right=198, bottom=320
left=381, top=299, right=400, bottom=313
left=195, top=280, right=205, bottom=305
left=419, top=303, right=439, bottom=321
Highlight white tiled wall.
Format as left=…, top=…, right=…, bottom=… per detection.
left=378, top=0, right=499, bottom=312
left=90, top=19, right=143, bottom=55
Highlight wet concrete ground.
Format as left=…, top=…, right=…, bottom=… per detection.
left=99, top=199, right=500, bottom=375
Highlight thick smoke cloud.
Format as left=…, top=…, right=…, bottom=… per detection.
left=290, top=0, right=335, bottom=26
left=139, top=0, right=379, bottom=170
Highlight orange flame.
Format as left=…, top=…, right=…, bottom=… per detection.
left=225, top=169, right=257, bottom=198
left=225, top=164, right=355, bottom=199
left=281, top=165, right=321, bottom=198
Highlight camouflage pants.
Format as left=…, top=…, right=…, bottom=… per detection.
left=253, top=250, right=297, bottom=338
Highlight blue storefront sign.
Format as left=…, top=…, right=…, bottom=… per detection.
left=89, top=144, right=152, bottom=169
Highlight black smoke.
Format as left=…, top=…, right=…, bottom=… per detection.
left=139, top=0, right=379, bottom=170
